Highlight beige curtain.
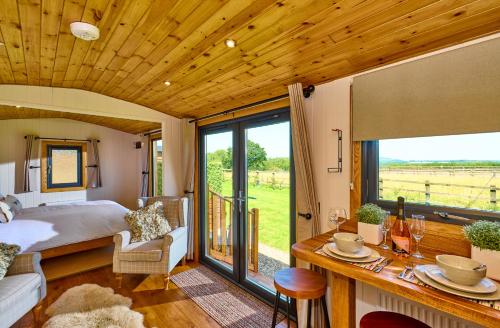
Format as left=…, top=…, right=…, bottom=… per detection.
left=140, top=135, right=152, bottom=197
left=87, top=139, right=102, bottom=188
left=182, top=119, right=196, bottom=260
left=22, top=135, right=40, bottom=192
left=289, top=82, right=326, bottom=328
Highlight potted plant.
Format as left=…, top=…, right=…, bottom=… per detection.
left=464, top=221, right=500, bottom=281
left=356, top=203, right=385, bottom=245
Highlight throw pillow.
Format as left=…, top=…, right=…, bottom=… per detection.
left=5, top=195, right=22, bottom=214
left=0, top=243, right=21, bottom=279
left=0, top=201, right=14, bottom=223
left=125, top=201, right=171, bottom=243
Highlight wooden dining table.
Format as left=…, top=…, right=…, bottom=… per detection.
left=291, top=231, right=500, bottom=328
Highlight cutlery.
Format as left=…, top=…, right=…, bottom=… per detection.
left=398, top=267, right=409, bottom=279
left=473, top=264, right=486, bottom=271
left=374, top=259, right=393, bottom=273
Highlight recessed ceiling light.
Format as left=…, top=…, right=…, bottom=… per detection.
left=0, top=41, right=4, bottom=46
left=70, top=22, right=100, bottom=41
left=225, top=39, right=236, bottom=48
left=16, top=105, right=21, bottom=108
left=164, top=81, right=171, bottom=86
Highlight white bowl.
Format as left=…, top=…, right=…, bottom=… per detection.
left=436, top=255, right=486, bottom=286
left=333, top=232, right=364, bottom=253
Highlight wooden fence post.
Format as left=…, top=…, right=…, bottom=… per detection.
left=491, top=185, right=497, bottom=205
left=425, top=180, right=430, bottom=205
left=252, top=208, right=259, bottom=273
left=379, top=179, right=383, bottom=199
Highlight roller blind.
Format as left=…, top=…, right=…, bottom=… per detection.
left=352, top=37, right=500, bottom=141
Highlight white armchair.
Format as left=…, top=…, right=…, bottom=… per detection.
left=113, top=196, right=188, bottom=290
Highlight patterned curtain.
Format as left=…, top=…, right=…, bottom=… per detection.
left=289, top=82, right=327, bottom=328
left=182, top=119, right=196, bottom=260
left=140, top=135, right=152, bottom=197
left=23, top=135, right=39, bottom=192
left=87, top=139, right=102, bottom=188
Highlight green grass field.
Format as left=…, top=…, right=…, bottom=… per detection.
left=220, top=179, right=290, bottom=252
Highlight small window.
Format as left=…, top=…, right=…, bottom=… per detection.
left=151, top=138, right=163, bottom=196
left=363, top=132, right=500, bottom=223
left=41, top=142, right=87, bottom=192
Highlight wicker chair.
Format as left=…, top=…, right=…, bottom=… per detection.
left=113, top=196, right=188, bottom=290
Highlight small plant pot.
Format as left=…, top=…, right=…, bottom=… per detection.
left=471, top=246, right=500, bottom=281
left=357, top=222, right=383, bottom=245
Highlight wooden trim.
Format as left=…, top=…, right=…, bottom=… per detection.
left=349, top=141, right=471, bottom=257
left=40, top=236, right=114, bottom=259
left=193, top=122, right=200, bottom=262
left=41, top=140, right=88, bottom=193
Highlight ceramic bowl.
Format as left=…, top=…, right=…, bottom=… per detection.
left=333, top=232, right=364, bottom=253
left=436, top=254, right=486, bottom=286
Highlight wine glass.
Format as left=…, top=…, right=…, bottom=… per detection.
left=328, top=207, right=347, bottom=233
left=379, top=210, right=391, bottom=250
left=410, top=214, right=425, bottom=259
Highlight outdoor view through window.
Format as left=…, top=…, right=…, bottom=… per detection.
left=378, top=132, right=500, bottom=213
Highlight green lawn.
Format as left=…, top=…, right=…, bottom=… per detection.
left=221, top=180, right=290, bottom=252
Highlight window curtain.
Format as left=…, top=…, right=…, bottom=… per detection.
left=23, top=135, right=40, bottom=192
left=182, top=119, right=196, bottom=260
left=87, top=139, right=102, bottom=188
left=289, top=82, right=327, bottom=328
left=140, top=135, right=152, bottom=197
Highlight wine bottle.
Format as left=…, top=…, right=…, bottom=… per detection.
left=391, top=196, right=412, bottom=256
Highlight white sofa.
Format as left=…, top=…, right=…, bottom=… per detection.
left=113, top=196, right=188, bottom=290
left=0, top=252, right=46, bottom=328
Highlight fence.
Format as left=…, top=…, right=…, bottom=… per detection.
left=207, top=188, right=259, bottom=272
left=378, top=178, right=498, bottom=205
left=223, top=169, right=290, bottom=189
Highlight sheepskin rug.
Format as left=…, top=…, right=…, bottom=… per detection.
left=43, top=284, right=144, bottom=328
left=46, top=284, right=132, bottom=316
left=43, top=305, right=144, bottom=328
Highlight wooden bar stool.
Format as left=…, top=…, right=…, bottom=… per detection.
left=360, top=311, right=431, bottom=328
left=272, top=268, right=330, bottom=328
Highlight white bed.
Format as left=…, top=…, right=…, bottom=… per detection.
left=0, top=200, right=129, bottom=254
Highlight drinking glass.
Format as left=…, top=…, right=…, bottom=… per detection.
left=328, top=207, right=347, bottom=233
left=379, top=210, right=391, bottom=250
left=410, top=214, right=425, bottom=259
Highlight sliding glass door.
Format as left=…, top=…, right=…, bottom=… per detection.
left=200, top=109, right=294, bottom=303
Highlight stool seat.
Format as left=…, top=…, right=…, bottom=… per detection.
left=274, top=268, right=327, bottom=300
left=360, top=311, right=431, bottom=328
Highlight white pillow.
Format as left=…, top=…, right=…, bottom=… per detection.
left=0, top=201, right=13, bottom=223
left=4, top=195, right=22, bottom=214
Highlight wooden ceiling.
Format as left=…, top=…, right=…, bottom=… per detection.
left=0, top=106, right=161, bottom=134
left=0, top=1, right=499, bottom=119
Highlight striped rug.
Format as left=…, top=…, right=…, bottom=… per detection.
left=171, top=265, right=285, bottom=328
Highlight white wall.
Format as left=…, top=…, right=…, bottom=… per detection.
left=0, top=118, right=141, bottom=209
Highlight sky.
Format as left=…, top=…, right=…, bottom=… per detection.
left=380, top=132, right=500, bottom=161
left=206, top=121, right=290, bottom=158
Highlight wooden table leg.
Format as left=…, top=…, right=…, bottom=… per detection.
left=330, top=272, right=356, bottom=328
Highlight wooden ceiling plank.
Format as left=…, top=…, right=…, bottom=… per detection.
left=61, top=0, right=112, bottom=87
left=51, top=0, right=86, bottom=86
left=40, top=0, right=64, bottom=86
left=18, top=0, right=41, bottom=85
left=0, top=28, right=16, bottom=83
left=0, top=0, right=28, bottom=83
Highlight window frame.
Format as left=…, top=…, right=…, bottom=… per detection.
left=41, top=141, right=87, bottom=193
left=150, top=135, right=162, bottom=196
left=362, top=141, right=500, bottom=225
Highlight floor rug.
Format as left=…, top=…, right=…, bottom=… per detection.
left=171, top=265, right=285, bottom=328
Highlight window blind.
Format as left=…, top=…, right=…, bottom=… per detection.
left=352, top=37, right=500, bottom=141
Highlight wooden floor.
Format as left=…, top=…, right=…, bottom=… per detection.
left=13, top=263, right=294, bottom=328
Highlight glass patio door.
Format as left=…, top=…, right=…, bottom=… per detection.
left=200, top=109, right=294, bottom=302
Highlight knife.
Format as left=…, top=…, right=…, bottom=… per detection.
left=374, top=258, right=393, bottom=273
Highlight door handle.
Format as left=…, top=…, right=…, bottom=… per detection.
left=236, top=190, right=245, bottom=213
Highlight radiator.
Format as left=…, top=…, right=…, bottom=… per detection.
left=356, top=282, right=480, bottom=328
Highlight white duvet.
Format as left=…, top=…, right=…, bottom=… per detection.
left=0, top=200, right=129, bottom=253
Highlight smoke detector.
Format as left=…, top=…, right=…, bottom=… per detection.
left=70, top=22, right=100, bottom=41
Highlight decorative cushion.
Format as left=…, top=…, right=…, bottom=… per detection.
left=119, top=239, right=163, bottom=262
left=0, top=243, right=21, bottom=279
left=125, top=201, right=171, bottom=243
left=145, top=197, right=181, bottom=229
left=0, top=201, right=13, bottom=223
left=4, top=195, right=22, bottom=214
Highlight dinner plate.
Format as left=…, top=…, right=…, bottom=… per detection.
left=424, top=265, right=497, bottom=294
left=414, top=265, right=500, bottom=301
left=327, top=242, right=372, bottom=259
left=322, top=244, right=380, bottom=263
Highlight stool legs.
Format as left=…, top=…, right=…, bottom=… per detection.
left=321, top=296, right=330, bottom=328
left=271, top=291, right=280, bottom=327
left=307, top=299, right=312, bottom=328
left=286, top=296, right=290, bottom=328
